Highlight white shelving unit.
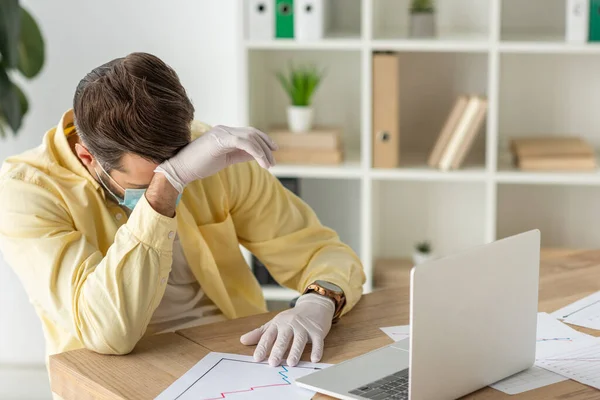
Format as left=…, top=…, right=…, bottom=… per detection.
left=240, top=0, right=600, bottom=301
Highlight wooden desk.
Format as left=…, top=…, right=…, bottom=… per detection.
left=50, top=250, right=600, bottom=399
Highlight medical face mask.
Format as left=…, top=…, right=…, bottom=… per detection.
left=95, top=164, right=181, bottom=210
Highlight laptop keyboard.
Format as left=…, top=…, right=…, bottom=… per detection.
left=349, top=369, right=409, bottom=400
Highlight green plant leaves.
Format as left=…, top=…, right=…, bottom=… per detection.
left=0, top=4, right=44, bottom=136
left=18, top=7, right=44, bottom=78
left=0, top=69, right=22, bottom=132
left=410, top=0, right=434, bottom=13
left=0, top=0, right=22, bottom=69
left=275, top=64, right=324, bottom=107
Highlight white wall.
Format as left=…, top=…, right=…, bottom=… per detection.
left=0, top=0, right=241, bottom=395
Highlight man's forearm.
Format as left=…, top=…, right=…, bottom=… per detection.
left=145, top=173, right=180, bottom=217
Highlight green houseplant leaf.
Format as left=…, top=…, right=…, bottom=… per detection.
left=276, top=63, right=324, bottom=107
left=18, top=7, right=45, bottom=78
left=0, top=69, right=22, bottom=132
left=0, top=2, right=44, bottom=137
left=0, top=0, right=21, bottom=69
left=411, top=0, right=434, bottom=13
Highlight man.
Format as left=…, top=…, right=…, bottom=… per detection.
left=0, top=53, right=365, bottom=371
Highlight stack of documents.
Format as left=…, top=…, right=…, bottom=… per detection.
left=381, top=312, right=600, bottom=395
left=491, top=312, right=598, bottom=394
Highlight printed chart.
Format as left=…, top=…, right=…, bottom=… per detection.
left=155, top=353, right=330, bottom=400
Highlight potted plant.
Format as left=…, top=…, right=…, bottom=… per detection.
left=409, top=0, right=436, bottom=38
left=413, top=241, right=434, bottom=265
left=276, top=64, right=324, bottom=133
left=0, top=1, right=45, bottom=137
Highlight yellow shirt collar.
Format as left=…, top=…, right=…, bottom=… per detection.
left=49, top=109, right=101, bottom=191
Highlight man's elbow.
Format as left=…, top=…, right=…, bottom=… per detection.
left=85, top=335, right=138, bottom=356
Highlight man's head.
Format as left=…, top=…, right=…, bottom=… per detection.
left=73, top=52, right=194, bottom=198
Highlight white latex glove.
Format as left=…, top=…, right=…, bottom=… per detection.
left=240, top=293, right=335, bottom=367
left=155, top=125, right=278, bottom=193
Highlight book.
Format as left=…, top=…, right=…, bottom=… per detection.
left=275, top=148, right=343, bottom=165
left=511, top=137, right=597, bottom=171
left=511, top=137, right=595, bottom=158
left=517, top=157, right=596, bottom=171
left=438, top=96, right=482, bottom=171
left=566, top=0, right=589, bottom=43
left=269, top=128, right=341, bottom=150
left=275, top=0, right=294, bottom=38
left=428, top=96, right=469, bottom=168
left=450, top=98, right=488, bottom=170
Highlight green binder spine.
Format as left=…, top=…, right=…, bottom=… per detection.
left=276, top=0, right=294, bottom=39
left=589, top=0, right=600, bottom=41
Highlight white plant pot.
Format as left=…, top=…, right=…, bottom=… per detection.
left=413, top=251, right=433, bottom=266
left=409, top=12, right=436, bottom=38
left=287, top=106, right=314, bottom=133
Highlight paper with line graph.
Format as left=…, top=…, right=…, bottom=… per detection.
left=154, top=352, right=331, bottom=400
left=537, top=340, right=600, bottom=390
left=490, top=312, right=597, bottom=395
left=552, top=290, right=600, bottom=330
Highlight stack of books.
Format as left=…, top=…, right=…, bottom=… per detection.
left=510, top=137, right=597, bottom=171
left=269, top=128, right=343, bottom=165
left=428, top=95, right=488, bottom=171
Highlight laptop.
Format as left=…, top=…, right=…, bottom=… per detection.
left=296, top=230, right=540, bottom=400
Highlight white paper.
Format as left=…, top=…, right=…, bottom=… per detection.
left=491, top=366, right=568, bottom=395
left=552, top=291, right=600, bottom=330
left=380, top=325, right=410, bottom=342
left=537, top=340, right=600, bottom=390
left=155, top=352, right=330, bottom=400
left=490, top=312, right=596, bottom=395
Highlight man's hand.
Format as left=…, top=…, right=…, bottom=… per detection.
left=155, top=125, right=278, bottom=193
left=240, top=294, right=335, bottom=367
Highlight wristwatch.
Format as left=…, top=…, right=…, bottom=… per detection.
left=304, top=280, right=347, bottom=323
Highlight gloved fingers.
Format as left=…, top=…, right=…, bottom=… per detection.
left=226, top=149, right=256, bottom=166
left=240, top=324, right=267, bottom=346
left=309, top=332, right=325, bottom=363
left=286, top=328, right=309, bottom=367
left=268, top=326, right=294, bottom=367
left=254, top=133, right=275, bottom=166
left=254, top=324, right=278, bottom=362
left=230, top=136, right=271, bottom=169
left=251, top=128, right=279, bottom=151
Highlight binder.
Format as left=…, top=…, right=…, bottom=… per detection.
left=438, top=96, right=481, bottom=171
left=450, top=98, right=488, bottom=170
left=590, top=0, right=600, bottom=41
left=295, top=0, right=327, bottom=41
left=428, top=96, right=469, bottom=168
left=276, top=0, right=295, bottom=39
left=372, top=53, right=400, bottom=169
left=566, top=0, right=589, bottom=43
left=247, top=0, right=275, bottom=41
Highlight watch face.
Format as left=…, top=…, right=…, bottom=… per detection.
left=315, top=280, right=342, bottom=293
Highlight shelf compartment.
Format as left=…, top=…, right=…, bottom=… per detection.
left=394, top=52, right=488, bottom=169
left=499, top=54, right=600, bottom=174
left=497, top=183, right=600, bottom=248
left=248, top=49, right=362, bottom=165
left=501, top=0, right=566, bottom=43
left=372, top=180, right=487, bottom=260
left=372, top=0, right=490, bottom=41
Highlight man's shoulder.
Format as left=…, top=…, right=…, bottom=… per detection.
left=190, top=120, right=212, bottom=140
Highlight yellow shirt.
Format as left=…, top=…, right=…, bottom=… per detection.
left=0, top=110, right=365, bottom=361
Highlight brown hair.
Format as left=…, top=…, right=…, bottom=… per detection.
left=73, top=52, right=194, bottom=171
